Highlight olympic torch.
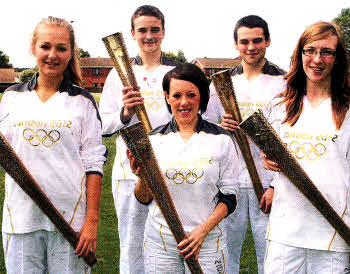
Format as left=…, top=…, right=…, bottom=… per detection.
left=120, top=122, right=204, bottom=274
left=0, top=132, right=97, bottom=266
left=102, top=32, right=152, bottom=132
left=211, top=69, right=264, bottom=203
left=239, top=110, right=350, bottom=247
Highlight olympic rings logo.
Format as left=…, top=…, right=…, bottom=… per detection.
left=23, top=128, right=60, bottom=148
left=288, top=141, right=326, bottom=161
left=145, top=97, right=163, bottom=111
left=165, top=168, right=204, bottom=185
left=240, top=108, right=255, bottom=118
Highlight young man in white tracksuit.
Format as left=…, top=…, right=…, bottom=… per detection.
left=99, top=5, right=179, bottom=273
left=204, top=15, right=286, bottom=274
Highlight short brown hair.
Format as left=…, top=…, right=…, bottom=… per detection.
left=131, top=5, right=165, bottom=30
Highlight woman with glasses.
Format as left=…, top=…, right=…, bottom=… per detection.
left=262, top=21, right=350, bottom=273
left=127, top=63, right=240, bottom=273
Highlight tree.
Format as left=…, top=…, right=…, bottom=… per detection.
left=164, top=50, right=187, bottom=63
left=19, top=69, right=36, bottom=84
left=332, top=8, right=350, bottom=51
left=0, top=50, right=12, bottom=68
left=79, top=48, right=91, bottom=58
left=176, top=50, right=187, bottom=63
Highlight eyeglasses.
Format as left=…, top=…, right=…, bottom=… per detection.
left=302, top=48, right=336, bottom=58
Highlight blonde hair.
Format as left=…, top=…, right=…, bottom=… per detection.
left=31, top=16, right=82, bottom=86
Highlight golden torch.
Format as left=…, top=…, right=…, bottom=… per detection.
left=239, top=111, right=350, bottom=246
left=120, top=122, right=203, bottom=274
left=0, top=132, right=97, bottom=266
left=102, top=32, right=152, bottom=132
left=211, top=69, right=264, bottom=203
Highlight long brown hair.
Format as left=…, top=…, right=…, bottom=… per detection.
left=31, top=16, right=83, bottom=86
left=281, top=21, right=349, bottom=129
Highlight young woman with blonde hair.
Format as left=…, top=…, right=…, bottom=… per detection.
left=1, top=16, right=106, bottom=273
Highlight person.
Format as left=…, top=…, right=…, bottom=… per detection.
left=0, top=16, right=106, bottom=273
left=99, top=5, right=179, bottom=273
left=262, top=21, right=350, bottom=273
left=204, top=15, right=286, bottom=273
left=128, top=63, right=240, bottom=273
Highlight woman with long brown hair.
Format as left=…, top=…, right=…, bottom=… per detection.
left=263, top=21, right=350, bottom=273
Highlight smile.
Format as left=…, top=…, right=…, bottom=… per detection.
left=143, top=40, right=157, bottom=44
left=45, top=61, right=59, bottom=66
left=310, top=66, right=325, bottom=72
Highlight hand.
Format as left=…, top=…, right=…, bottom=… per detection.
left=221, top=113, right=239, bottom=132
left=122, top=86, right=143, bottom=121
left=261, top=152, right=280, bottom=172
left=75, top=218, right=98, bottom=257
left=126, top=149, right=141, bottom=176
left=259, top=188, right=274, bottom=213
left=177, top=224, right=209, bottom=261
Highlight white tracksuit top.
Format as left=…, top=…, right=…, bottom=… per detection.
left=146, top=116, right=240, bottom=249
left=0, top=75, right=106, bottom=234
left=99, top=56, right=178, bottom=181
left=267, top=96, right=350, bottom=252
left=203, top=61, right=286, bottom=188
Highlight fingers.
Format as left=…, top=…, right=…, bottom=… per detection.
left=134, top=167, right=141, bottom=177
left=259, top=195, right=266, bottom=210
left=121, top=87, right=144, bottom=121
left=122, top=88, right=143, bottom=106
left=75, top=239, right=83, bottom=255
left=75, top=238, right=96, bottom=257
left=126, top=149, right=131, bottom=160
left=259, top=188, right=274, bottom=213
left=264, top=188, right=274, bottom=214
left=122, top=86, right=140, bottom=95
left=221, top=114, right=239, bottom=133
left=264, top=201, right=272, bottom=214
left=126, top=150, right=141, bottom=175
left=178, top=236, right=202, bottom=260
left=222, top=113, right=233, bottom=119
left=261, top=153, right=280, bottom=172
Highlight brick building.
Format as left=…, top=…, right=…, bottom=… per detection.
left=80, top=57, right=114, bottom=92
left=0, top=68, right=17, bottom=92
left=192, top=57, right=242, bottom=77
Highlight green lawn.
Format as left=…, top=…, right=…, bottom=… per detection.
left=0, top=93, right=258, bottom=273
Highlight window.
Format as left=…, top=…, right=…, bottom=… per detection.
left=101, top=83, right=104, bottom=87
left=93, top=83, right=99, bottom=88
left=92, top=68, right=101, bottom=75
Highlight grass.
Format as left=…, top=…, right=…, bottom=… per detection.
left=0, top=93, right=258, bottom=273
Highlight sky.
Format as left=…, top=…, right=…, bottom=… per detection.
left=1, top=0, right=348, bottom=71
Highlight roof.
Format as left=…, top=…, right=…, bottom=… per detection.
left=192, top=57, right=242, bottom=69
left=0, top=68, right=16, bottom=83
left=80, top=57, right=114, bottom=68
left=79, top=57, right=136, bottom=68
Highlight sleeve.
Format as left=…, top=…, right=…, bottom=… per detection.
left=0, top=91, right=15, bottom=143
left=201, top=83, right=224, bottom=124
left=265, top=98, right=284, bottom=134
left=346, top=130, right=350, bottom=178
left=276, top=77, right=287, bottom=95
left=269, top=172, right=280, bottom=188
left=216, top=190, right=237, bottom=216
left=99, top=68, right=129, bottom=136
left=217, top=135, right=240, bottom=197
left=265, top=98, right=285, bottom=188
left=80, top=98, right=107, bottom=176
